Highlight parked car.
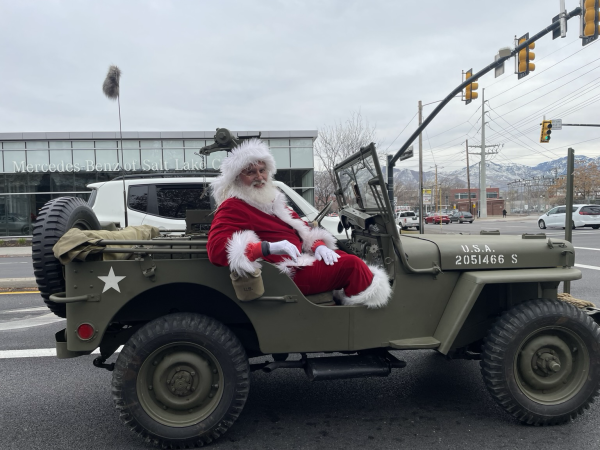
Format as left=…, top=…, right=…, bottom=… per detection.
left=538, top=204, right=600, bottom=230
left=396, top=210, right=419, bottom=230
left=87, top=176, right=346, bottom=240
left=449, top=211, right=474, bottom=224
left=425, top=213, right=450, bottom=224
left=0, top=214, right=31, bottom=235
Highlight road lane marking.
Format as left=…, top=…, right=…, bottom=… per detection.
left=0, top=346, right=122, bottom=359
left=575, top=264, right=600, bottom=271
left=0, top=313, right=64, bottom=331
left=0, top=306, right=48, bottom=314
left=0, top=291, right=39, bottom=295
left=574, top=247, right=600, bottom=251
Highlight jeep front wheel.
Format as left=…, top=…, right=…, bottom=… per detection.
left=481, top=299, right=600, bottom=425
left=112, top=313, right=249, bottom=447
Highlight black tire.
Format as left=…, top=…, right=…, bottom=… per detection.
left=481, top=299, right=600, bottom=425
left=538, top=220, right=546, bottom=229
left=31, top=197, right=101, bottom=318
left=592, top=225, right=600, bottom=230
left=112, top=313, right=250, bottom=448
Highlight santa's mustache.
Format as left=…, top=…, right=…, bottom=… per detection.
left=251, top=180, right=266, bottom=187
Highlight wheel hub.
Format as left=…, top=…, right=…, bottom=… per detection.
left=169, top=368, right=194, bottom=396
left=534, top=350, right=561, bottom=375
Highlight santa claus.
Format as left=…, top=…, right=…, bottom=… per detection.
left=207, top=138, right=391, bottom=308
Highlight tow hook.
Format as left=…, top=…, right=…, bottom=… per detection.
left=93, top=356, right=115, bottom=371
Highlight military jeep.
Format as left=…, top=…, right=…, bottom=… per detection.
left=32, top=136, right=600, bottom=448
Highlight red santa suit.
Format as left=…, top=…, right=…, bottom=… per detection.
left=207, top=139, right=391, bottom=308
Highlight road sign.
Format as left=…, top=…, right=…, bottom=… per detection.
left=399, top=146, right=414, bottom=161
left=551, top=119, right=562, bottom=130
left=494, top=54, right=505, bottom=78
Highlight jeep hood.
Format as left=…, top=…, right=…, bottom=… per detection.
left=401, top=234, right=575, bottom=271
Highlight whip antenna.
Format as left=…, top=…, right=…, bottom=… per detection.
left=102, top=65, right=128, bottom=227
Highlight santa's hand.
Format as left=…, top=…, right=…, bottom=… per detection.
left=314, top=245, right=339, bottom=266
left=267, top=240, right=301, bottom=263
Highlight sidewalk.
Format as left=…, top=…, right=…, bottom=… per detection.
left=0, top=247, right=33, bottom=257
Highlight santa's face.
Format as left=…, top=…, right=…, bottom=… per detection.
left=239, top=162, right=269, bottom=189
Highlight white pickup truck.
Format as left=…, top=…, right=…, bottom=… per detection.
left=396, top=210, right=419, bottom=230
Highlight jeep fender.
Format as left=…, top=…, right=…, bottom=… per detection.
left=433, top=267, right=582, bottom=354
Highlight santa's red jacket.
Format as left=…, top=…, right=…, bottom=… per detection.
left=207, top=193, right=337, bottom=277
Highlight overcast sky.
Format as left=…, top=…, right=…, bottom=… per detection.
left=1, top=0, right=599, bottom=172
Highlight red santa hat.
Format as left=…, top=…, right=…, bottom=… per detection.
left=211, top=138, right=277, bottom=205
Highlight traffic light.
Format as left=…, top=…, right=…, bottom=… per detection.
left=464, top=69, right=478, bottom=105
left=517, top=33, right=535, bottom=79
left=581, top=0, right=599, bottom=46
left=540, top=120, right=552, bottom=143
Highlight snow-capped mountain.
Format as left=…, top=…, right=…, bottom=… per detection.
left=385, top=155, right=600, bottom=190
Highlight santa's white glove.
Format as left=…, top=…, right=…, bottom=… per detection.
left=267, top=240, right=301, bottom=263
left=314, top=245, right=339, bottom=266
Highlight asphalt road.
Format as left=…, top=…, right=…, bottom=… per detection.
left=0, top=256, right=34, bottom=278
left=0, top=218, right=599, bottom=449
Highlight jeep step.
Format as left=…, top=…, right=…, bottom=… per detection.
left=251, top=352, right=406, bottom=381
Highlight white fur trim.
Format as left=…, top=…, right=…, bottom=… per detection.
left=212, top=138, right=276, bottom=206
left=339, top=265, right=392, bottom=308
left=226, top=230, right=262, bottom=276
left=274, top=254, right=316, bottom=277
left=268, top=193, right=337, bottom=252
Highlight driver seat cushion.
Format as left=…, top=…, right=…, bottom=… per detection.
left=305, top=291, right=336, bottom=306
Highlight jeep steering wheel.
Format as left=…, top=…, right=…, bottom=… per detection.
left=314, top=200, right=334, bottom=225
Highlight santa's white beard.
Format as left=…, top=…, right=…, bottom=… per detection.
left=230, top=178, right=279, bottom=212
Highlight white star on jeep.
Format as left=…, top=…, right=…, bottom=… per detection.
left=98, top=267, right=126, bottom=293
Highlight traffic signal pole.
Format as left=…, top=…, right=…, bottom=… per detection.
left=390, top=5, right=582, bottom=167
left=418, top=100, right=424, bottom=234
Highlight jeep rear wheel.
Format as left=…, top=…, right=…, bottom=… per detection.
left=481, top=299, right=600, bottom=425
left=112, top=313, right=249, bottom=448
left=31, top=197, right=101, bottom=318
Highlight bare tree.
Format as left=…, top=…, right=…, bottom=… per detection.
left=314, top=111, right=377, bottom=197
left=314, top=170, right=336, bottom=211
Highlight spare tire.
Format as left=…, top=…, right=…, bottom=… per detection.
left=32, top=197, right=101, bottom=318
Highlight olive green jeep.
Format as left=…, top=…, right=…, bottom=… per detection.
left=32, top=138, right=600, bottom=448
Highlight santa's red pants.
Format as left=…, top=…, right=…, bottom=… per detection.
left=291, top=250, right=374, bottom=297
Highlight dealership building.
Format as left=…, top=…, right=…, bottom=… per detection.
left=0, top=130, right=317, bottom=236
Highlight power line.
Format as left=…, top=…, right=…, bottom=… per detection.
left=384, top=112, right=417, bottom=153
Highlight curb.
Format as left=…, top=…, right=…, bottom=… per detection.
left=0, top=277, right=37, bottom=289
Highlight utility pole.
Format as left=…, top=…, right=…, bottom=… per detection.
left=480, top=88, right=488, bottom=218
left=418, top=100, right=424, bottom=234
left=466, top=139, right=471, bottom=214
left=564, top=147, right=575, bottom=294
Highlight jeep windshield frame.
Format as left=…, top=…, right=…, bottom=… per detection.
left=334, top=143, right=391, bottom=219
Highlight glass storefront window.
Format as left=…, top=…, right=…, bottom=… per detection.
left=140, top=140, right=161, bottom=148
left=184, top=141, right=209, bottom=170
left=123, top=149, right=141, bottom=171
left=2, top=141, right=25, bottom=150
left=49, top=141, right=72, bottom=149
left=163, top=140, right=183, bottom=148
left=141, top=149, right=162, bottom=170
left=123, top=140, right=140, bottom=149
left=26, top=141, right=48, bottom=149
left=206, top=150, right=224, bottom=171
left=4, top=151, right=27, bottom=173
left=270, top=148, right=290, bottom=169
left=290, top=147, right=313, bottom=168
left=72, top=141, right=94, bottom=150
left=26, top=150, right=49, bottom=168
left=270, top=139, right=289, bottom=147
left=73, top=149, right=95, bottom=172
left=96, top=149, right=119, bottom=170
left=163, top=148, right=184, bottom=171
left=50, top=149, right=72, bottom=168
left=96, top=140, right=118, bottom=149
left=290, top=139, right=312, bottom=147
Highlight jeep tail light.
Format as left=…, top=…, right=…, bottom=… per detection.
left=77, top=323, right=95, bottom=340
